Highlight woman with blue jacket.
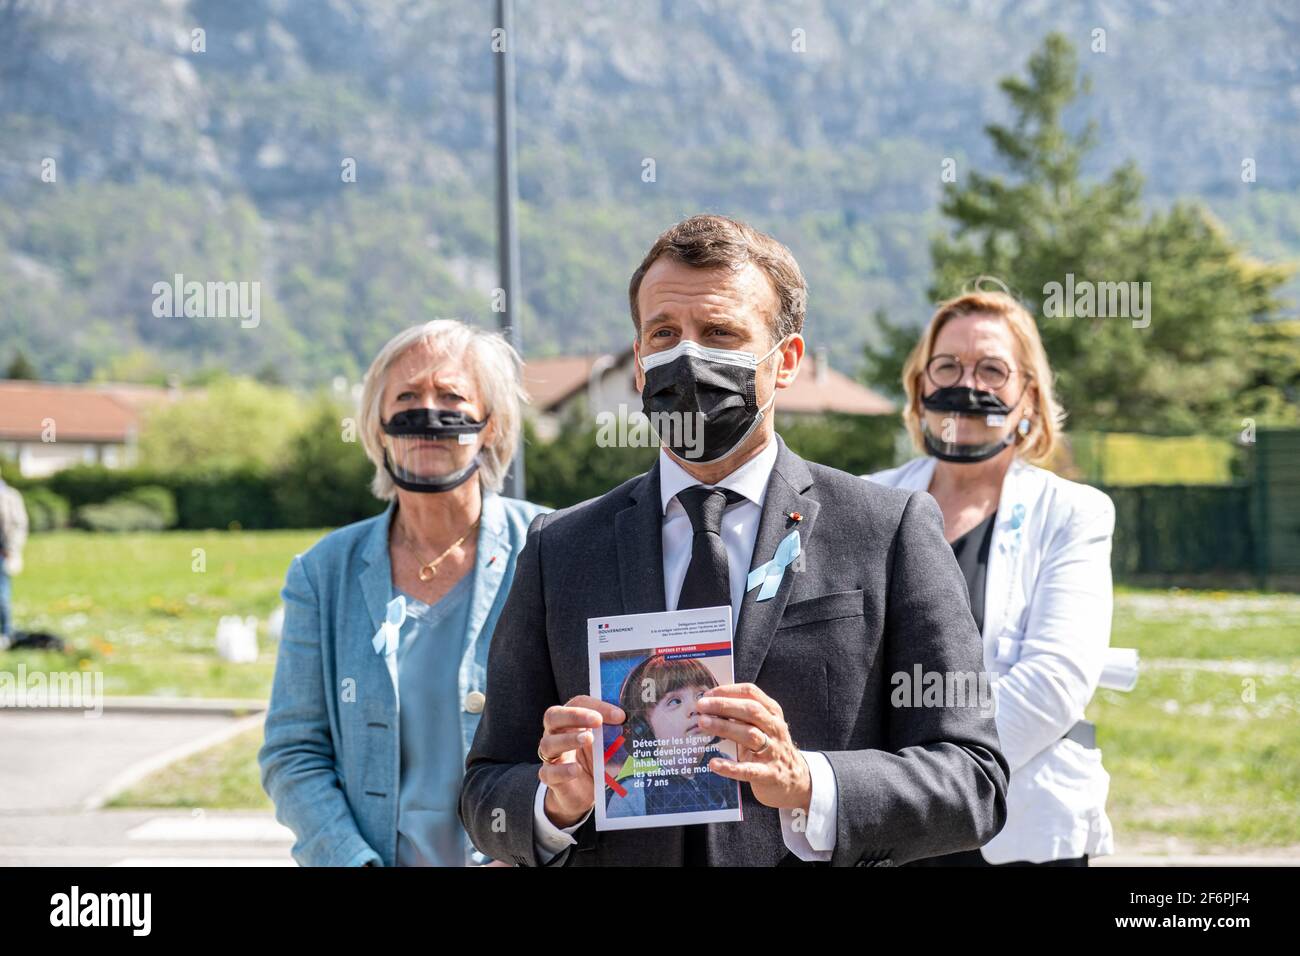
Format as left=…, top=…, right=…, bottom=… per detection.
left=259, top=319, right=548, bottom=866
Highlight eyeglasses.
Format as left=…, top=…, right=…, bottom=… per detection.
left=925, top=354, right=1026, bottom=390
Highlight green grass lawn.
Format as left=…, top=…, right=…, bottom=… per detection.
left=108, top=724, right=273, bottom=811
left=8, top=529, right=320, bottom=699
left=1091, top=668, right=1298, bottom=851
left=8, top=531, right=1299, bottom=853
left=1091, top=587, right=1300, bottom=853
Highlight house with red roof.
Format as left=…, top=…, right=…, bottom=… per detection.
left=521, top=346, right=894, bottom=440
left=0, top=380, right=179, bottom=477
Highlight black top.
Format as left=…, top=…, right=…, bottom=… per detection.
left=949, top=510, right=996, bottom=634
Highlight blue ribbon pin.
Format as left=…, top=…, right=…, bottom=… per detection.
left=746, top=530, right=801, bottom=602
left=372, top=595, right=406, bottom=656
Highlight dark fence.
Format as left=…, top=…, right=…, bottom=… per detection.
left=1098, top=429, right=1299, bottom=589
left=1101, top=482, right=1254, bottom=577
left=1252, top=428, right=1300, bottom=577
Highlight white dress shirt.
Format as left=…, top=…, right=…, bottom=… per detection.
left=533, top=437, right=838, bottom=864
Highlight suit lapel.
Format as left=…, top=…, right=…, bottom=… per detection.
left=733, top=435, right=818, bottom=685
left=464, top=491, right=513, bottom=650
left=358, top=502, right=400, bottom=702
left=614, top=460, right=668, bottom=617
left=607, top=439, right=817, bottom=865
left=360, top=502, right=396, bottom=639
left=713, top=437, right=817, bottom=867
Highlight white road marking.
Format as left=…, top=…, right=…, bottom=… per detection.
left=127, top=816, right=294, bottom=843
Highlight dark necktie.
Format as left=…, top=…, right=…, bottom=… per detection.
left=676, top=486, right=746, bottom=612
left=673, top=484, right=745, bottom=866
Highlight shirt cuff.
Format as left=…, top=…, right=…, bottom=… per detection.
left=533, top=781, right=592, bottom=865
left=778, top=751, right=837, bottom=861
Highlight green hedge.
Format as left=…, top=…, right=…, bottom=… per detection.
left=22, top=486, right=72, bottom=532
left=27, top=454, right=379, bottom=532
left=40, top=465, right=280, bottom=530
left=77, top=493, right=174, bottom=532
left=71, top=484, right=179, bottom=532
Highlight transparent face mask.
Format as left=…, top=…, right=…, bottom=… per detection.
left=919, top=386, right=1027, bottom=463
left=385, top=432, right=473, bottom=479
left=380, top=408, right=487, bottom=493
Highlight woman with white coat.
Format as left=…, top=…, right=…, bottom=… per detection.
left=866, top=287, right=1115, bottom=866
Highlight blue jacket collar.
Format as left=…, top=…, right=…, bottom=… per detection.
left=357, top=490, right=512, bottom=644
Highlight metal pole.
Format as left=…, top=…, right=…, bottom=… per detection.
left=495, top=0, right=525, bottom=500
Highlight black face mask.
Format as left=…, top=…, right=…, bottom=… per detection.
left=381, top=408, right=489, bottom=493
left=920, top=386, right=1027, bottom=463
left=639, top=339, right=782, bottom=464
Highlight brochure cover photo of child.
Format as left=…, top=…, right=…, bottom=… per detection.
left=588, top=606, right=743, bottom=831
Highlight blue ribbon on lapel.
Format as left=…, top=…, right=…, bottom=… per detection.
left=746, top=529, right=801, bottom=602
left=372, top=595, right=406, bottom=656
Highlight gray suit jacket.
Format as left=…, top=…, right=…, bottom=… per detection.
left=459, top=434, right=1008, bottom=866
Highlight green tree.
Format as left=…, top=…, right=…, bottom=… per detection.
left=5, top=348, right=37, bottom=379
left=776, top=412, right=898, bottom=477
left=273, top=397, right=382, bottom=528
left=136, top=376, right=308, bottom=473
left=1237, top=319, right=1300, bottom=423
left=866, top=32, right=1296, bottom=434
left=859, top=306, right=916, bottom=403
left=523, top=409, right=656, bottom=509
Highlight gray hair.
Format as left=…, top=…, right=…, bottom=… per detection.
left=358, top=320, right=527, bottom=499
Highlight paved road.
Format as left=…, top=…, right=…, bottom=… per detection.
left=1, top=707, right=1294, bottom=867
left=0, top=708, right=293, bottom=865
left=1, top=710, right=240, bottom=812
left=0, top=809, right=293, bottom=866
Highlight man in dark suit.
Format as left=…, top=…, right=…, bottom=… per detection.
left=460, top=214, right=1008, bottom=866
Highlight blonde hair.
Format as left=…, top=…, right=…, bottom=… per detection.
left=359, top=320, right=527, bottom=499
left=900, top=288, right=1064, bottom=465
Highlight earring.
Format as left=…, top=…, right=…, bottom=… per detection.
left=1017, top=417, right=1032, bottom=436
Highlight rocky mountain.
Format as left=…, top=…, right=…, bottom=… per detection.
left=1, top=0, right=1296, bottom=383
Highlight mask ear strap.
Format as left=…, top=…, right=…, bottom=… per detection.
left=755, top=336, right=789, bottom=412
left=758, top=334, right=788, bottom=365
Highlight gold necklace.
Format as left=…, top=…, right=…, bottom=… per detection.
left=404, top=517, right=479, bottom=582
